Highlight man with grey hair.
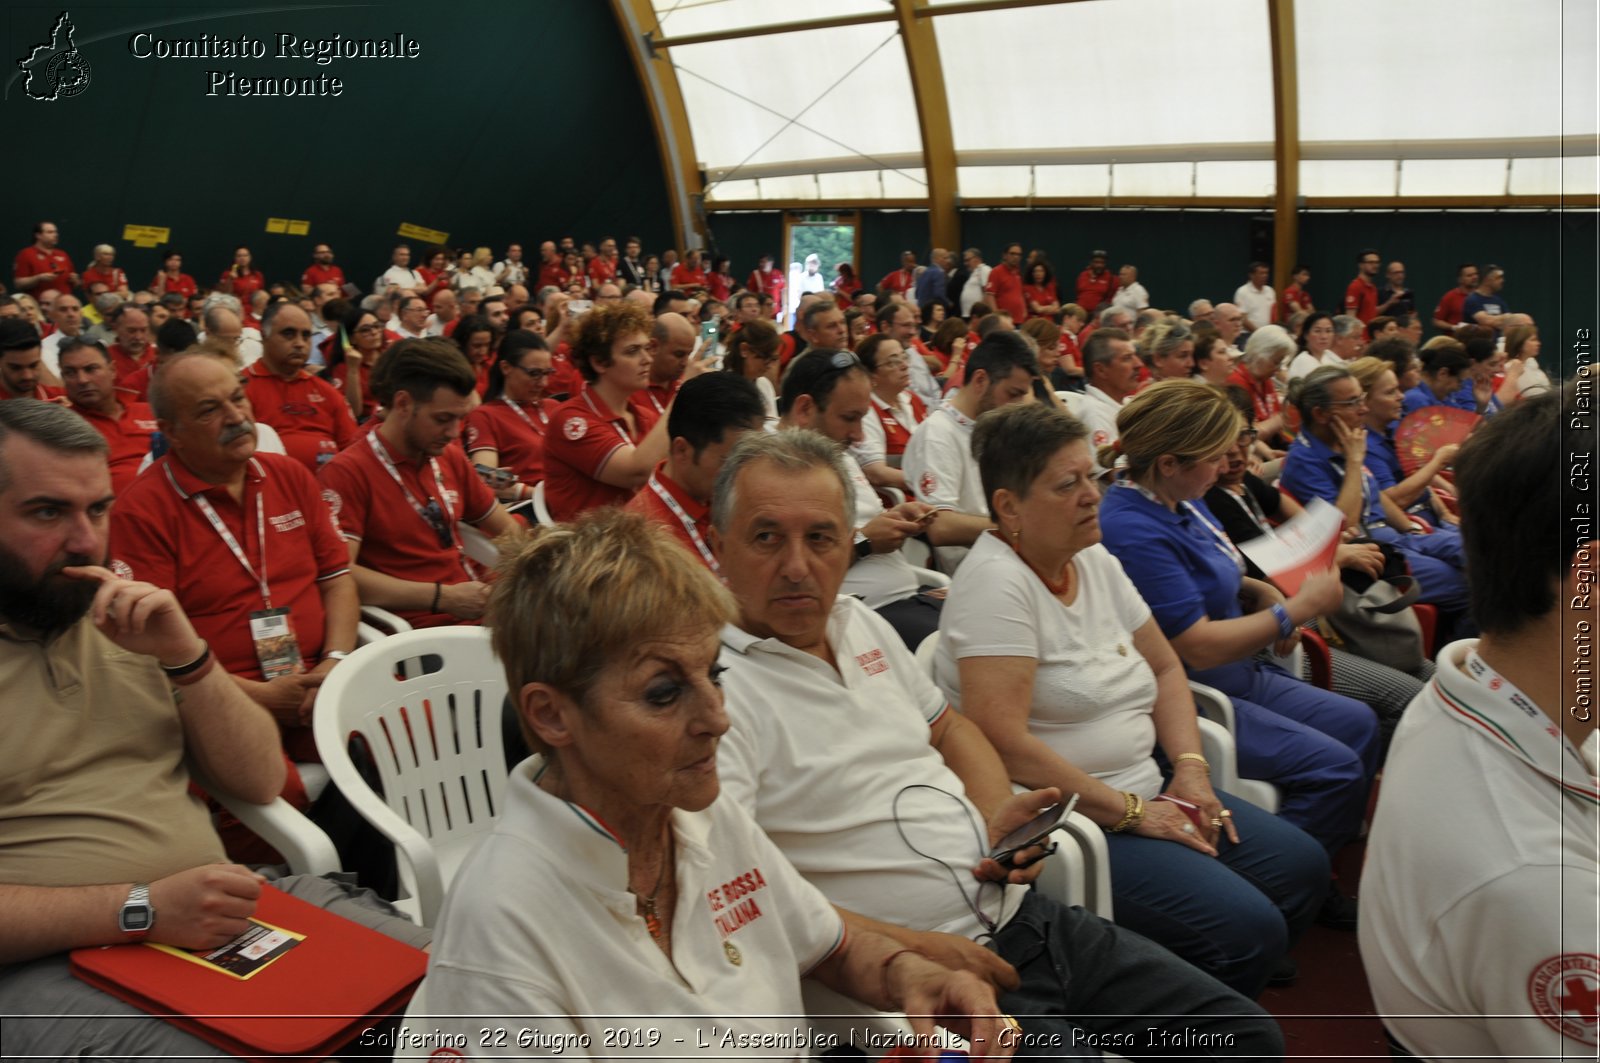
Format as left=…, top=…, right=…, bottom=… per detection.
left=1213, top=301, right=1246, bottom=353
left=1188, top=298, right=1215, bottom=324
left=1111, top=264, right=1149, bottom=312
left=39, top=292, right=86, bottom=379
left=1079, top=327, right=1140, bottom=458
left=1330, top=314, right=1365, bottom=362
left=956, top=247, right=990, bottom=316
left=914, top=247, right=950, bottom=315
left=200, top=293, right=261, bottom=367
left=243, top=303, right=357, bottom=472
left=707, top=426, right=1284, bottom=1059
left=0, top=398, right=430, bottom=1059
left=1233, top=262, right=1276, bottom=331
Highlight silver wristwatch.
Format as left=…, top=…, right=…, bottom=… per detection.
left=118, top=882, right=154, bottom=940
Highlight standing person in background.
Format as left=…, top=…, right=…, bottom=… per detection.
left=983, top=243, right=1027, bottom=323
left=914, top=247, right=950, bottom=316
left=878, top=250, right=917, bottom=299
left=82, top=244, right=131, bottom=297
left=1343, top=249, right=1382, bottom=323
left=218, top=247, right=265, bottom=305
left=1430, top=263, right=1479, bottom=333
left=1111, top=264, right=1148, bottom=313
left=11, top=220, right=77, bottom=298
left=1461, top=265, right=1512, bottom=333
left=150, top=252, right=197, bottom=302
left=1073, top=250, right=1118, bottom=315
left=745, top=253, right=784, bottom=317
left=1022, top=261, right=1061, bottom=321
left=1375, top=262, right=1415, bottom=319
left=1280, top=264, right=1313, bottom=321
left=1234, top=262, right=1276, bottom=331
left=301, top=243, right=345, bottom=292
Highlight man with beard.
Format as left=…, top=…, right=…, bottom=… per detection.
left=0, top=399, right=430, bottom=1058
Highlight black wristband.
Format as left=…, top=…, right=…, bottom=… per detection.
left=431, top=582, right=442, bottom=613
left=161, top=642, right=211, bottom=679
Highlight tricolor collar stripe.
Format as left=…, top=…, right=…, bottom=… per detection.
left=1435, top=681, right=1600, bottom=806
left=563, top=802, right=627, bottom=849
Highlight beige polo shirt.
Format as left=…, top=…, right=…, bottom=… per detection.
left=0, top=616, right=224, bottom=887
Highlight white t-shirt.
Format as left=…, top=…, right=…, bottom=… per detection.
left=841, top=453, right=920, bottom=608
left=1079, top=384, right=1125, bottom=471
left=718, top=596, right=1027, bottom=940
left=1287, top=350, right=1343, bottom=381
left=852, top=391, right=923, bottom=469
left=1234, top=283, right=1276, bottom=331
left=379, top=265, right=425, bottom=293
left=937, top=533, right=1161, bottom=797
left=1111, top=282, right=1150, bottom=313
left=1360, top=641, right=1600, bottom=1062
left=960, top=264, right=991, bottom=316
left=410, top=756, right=846, bottom=1059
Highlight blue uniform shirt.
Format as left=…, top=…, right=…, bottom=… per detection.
left=1280, top=430, right=1385, bottom=529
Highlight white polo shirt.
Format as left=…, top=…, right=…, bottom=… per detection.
left=1360, top=640, right=1600, bottom=1061
left=1287, top=350, right=1343, bottom=381
left=1111, top=282, right=1149, bottom=313
left=1079, top=384, right=1125, bottom=473
left=1234, top=283, right=1276, bottom=331
left=841, top=452, right=921, bottom=609
left=411, top=756, right=846, bottom=1058
left=903, top=404, right=984, bottom=517
left=718, top=595, right=1027, bottom=940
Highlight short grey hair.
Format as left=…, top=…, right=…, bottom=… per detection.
left=1098, top=305, right=1132, bottom=327
left=1188, top=298, right=1214, bottom=318
left=258, top=300, right=296, bottom=338
left=0, top=399, right=107, bottom=495
left=1332, top=314, right=1364, bottom=340
left=710, top=429, right=854, bottom=535
left=93, top=243, right=115, bottom=257
left=1242, top=324, right=1297, bottom=370
left=93, top=293, right=123, bottom=315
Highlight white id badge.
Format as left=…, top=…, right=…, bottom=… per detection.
left=249, top=608, right=301, bottom=680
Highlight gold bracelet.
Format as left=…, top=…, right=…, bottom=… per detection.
left=1174, top=752, right=1211, bottom=773
left=1110, top=791, right=1145, bottom=833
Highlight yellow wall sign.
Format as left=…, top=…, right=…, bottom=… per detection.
left=266, top=218, right=312, bottom=235
left=286, top=220, right=310, bottom=236
left=122, top=225, right=170, bottom=248
left=397, top=222, right=449, bottom=245
left=266, top=218, right=288, bottom=233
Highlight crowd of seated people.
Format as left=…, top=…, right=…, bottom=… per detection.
left=2, top=217, right=1575, bottom=1059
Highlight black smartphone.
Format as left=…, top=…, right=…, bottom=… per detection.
left=988, top=794, right=1078, bottom=869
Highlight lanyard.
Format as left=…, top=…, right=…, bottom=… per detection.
left=1117, top=480, right=1245, bottom=573
left=643, top=390, right=666, bottom=416
left=168, top=463, right=273, bottom=608
left=503, top=397, right=548, bottom=431
left=1220, top=484, right=1274, bottom=537
left=582, top=390, right=634, bottom=447
left=367, top=432, right=463, bottom=558
left=647, top=473, right=718, bottom=572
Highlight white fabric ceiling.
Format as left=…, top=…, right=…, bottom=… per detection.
left=650, top=0, right=1598, bottom=202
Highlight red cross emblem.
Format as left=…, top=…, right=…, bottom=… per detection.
left=1529, top=953, right=1600, bottom=1045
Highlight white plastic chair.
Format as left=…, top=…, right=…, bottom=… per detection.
left=456, top=521, right=500, bottom=570
left=313, top=627, right=511, bottom=926
left=1189, top=680, right=1280, bottom=814
left=531, top=479, right=555, bottom=524
left=357, top=604, right=413, bottom=647
left=191, top=765, right=341, bottom=877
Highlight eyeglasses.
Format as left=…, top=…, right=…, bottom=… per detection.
left=508, top=364, right=554, bottom=379
left=1328, top=396, right=1365, bottom=409
left=421, top=499, right=453, bottom=550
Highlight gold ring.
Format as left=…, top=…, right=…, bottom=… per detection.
left=1220, top=809, right=1233, bottom=818
left=1210, top=818, right=1223, bottom=827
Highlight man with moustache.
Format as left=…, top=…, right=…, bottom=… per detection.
left=0, top=399, right=429, bottom=1058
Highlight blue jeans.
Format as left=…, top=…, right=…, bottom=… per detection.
left=1103, top=788, right=1328, bottom=998
left=993, top=891, right=1285, bottom=1061
left=1205, top=661, right=1379, bottom=854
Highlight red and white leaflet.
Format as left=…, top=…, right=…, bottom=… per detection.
left=1238, top=497, right=1343, bottom=595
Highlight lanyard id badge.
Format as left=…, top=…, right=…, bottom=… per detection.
left=249, top=607, right=301, bottom=680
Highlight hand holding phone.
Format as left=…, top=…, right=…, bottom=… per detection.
left=988, top=793, right=1078, bottom=870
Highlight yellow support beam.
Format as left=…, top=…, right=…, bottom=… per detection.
left=894, top=0, right=960, bottom=253
left=612, top=0, right=705, bottom=253
left=1268, top=0, right=1300, bottom=291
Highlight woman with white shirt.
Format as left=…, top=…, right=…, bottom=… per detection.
left=851, top=333, right=925, bottom=492
left=722, top=319, right=780, bottom=424
left=934, top=401, right=1327, bottom=998
left=1287, top=312, right=1336, bottom=380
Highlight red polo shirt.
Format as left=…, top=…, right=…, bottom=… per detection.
left=624, top=463, right=716, bottom=571
left=549, top=343, right=584, bottom=399
left=107, top=343, right=156, bottom=389
left=82, top=265, right=127, bottom=292
left=220, top=269, right=266, bottom=303
left=670, top=264, right=708, bottom=290
left=118, top=363, right=155, bottom=402
left=464, top=397, right=551, bottom=485
left=326, top=361, right=377, bottom=422
left=588, top=256, right=618, bottom=286
left=1228, top=365, right=1282, bottom=427
left=113, top=451, right=349, bottom=680
left=878, top=268, right=915, bottom=296
left=317, top=431, right=497, bottom=628
left=0, top=382, right=65, bottom=402
left=1074, top=269, right=1118, bottom=314
left=543, top=386, right=659, bottom=520
left=244, top=361, right=360, bottom=473
left=1344, top=276, right=1378, bottom=322
left=13, top=246, right=75, bottom=296
left=984, top=263, right=1027, bottom=321
left=1279, top=283, right=1313, bottom=321
left=73, top=399, right=158, bottom=495
left=1022, top=281, right=1059, bottom=319
left=155, top=271, right=199, bottom=299
left=537, top=262, right=566, bottom=291
left=628, top=378, right=679, bottom=424
left=1433, top=287, right=1469, bottom=327
left=747, top=268, right=784, bottom=306
left=301, top=264, right=346, bottom=290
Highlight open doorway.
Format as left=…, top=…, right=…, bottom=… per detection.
left=782, top=212, right=858, bottom=327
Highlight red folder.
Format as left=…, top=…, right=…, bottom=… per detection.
left=70, top=883, right=426, bottom=1062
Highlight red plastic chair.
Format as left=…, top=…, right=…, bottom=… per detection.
left=1413, top=603, right=1438, bottom=658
